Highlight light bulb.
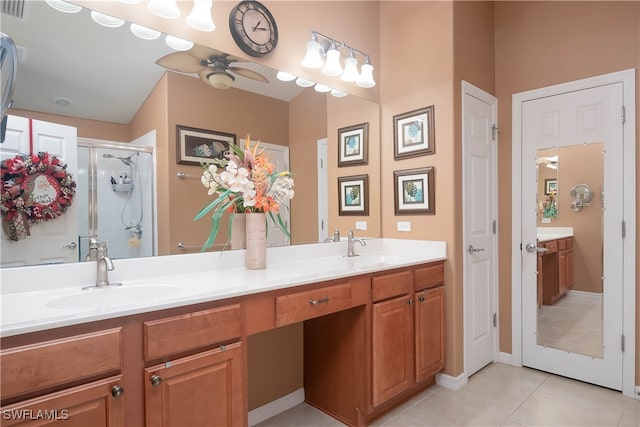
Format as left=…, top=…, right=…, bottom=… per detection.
left=90, top=11, right=125, bottom=28
left=295, top=78, right=315, bottom=88
left=356, top=58, right=375, bottom=88
left=321, top=41, right=342, bottom=76
left=330, top=89, right=348, bottom=98
left=186, top=0, right=216, bottom=32
left=301, top=32, right=323, bottom=69
left=341, top=51, right=359, bottom=82
left=166, top=35, right=194, bottom=51
left=276, top=71, right=297, bottom=82
left=45, top=0, right=81, bottom=13
left=130, top=24, right=161, bottom=40
left=148, top=0, right=180, bottom=19
left=314, top=83, right=331, bottom=93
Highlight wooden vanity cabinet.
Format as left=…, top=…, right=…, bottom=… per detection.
left=539, top=237, right=574, bottom=305
left=0, top=328, right=125, bottom=426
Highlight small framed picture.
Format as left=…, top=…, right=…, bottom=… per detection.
left=394, top=167, right=435, bottom=215
left=338, top=174, right=369, bottom=216
left=393, top=106, right=435, bottom=159
left=545, top=179, right=557, bottom=195
left=176, top=125, right=236, bottom=166
left=338, top=122, right=369, bottom=167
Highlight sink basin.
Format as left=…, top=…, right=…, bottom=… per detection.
left=46, top=284, right=182, bottom=310
left=342, top=254, right=409, bottom=270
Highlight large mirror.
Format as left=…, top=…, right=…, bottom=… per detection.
left=0, top=1, right=381, bottom=267
left=535, top=143, right=604, bottom=358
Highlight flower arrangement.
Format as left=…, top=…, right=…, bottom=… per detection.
left=541, top=193, right=558, bottom=219
left=195, top=135, right=294, bottom=251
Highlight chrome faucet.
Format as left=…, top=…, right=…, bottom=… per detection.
left=324, top=229, right=341, bottom=243
left=347, top=230, right=366, bottom=257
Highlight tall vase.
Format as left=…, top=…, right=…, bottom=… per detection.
left=245, top=212, right=266, bottom=270
left=230, top=214, right=246, bottom=250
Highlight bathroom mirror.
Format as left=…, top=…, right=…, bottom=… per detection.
left=0, top=1, right=381, bottom=266
left=536, top=152, right=558, bottom=221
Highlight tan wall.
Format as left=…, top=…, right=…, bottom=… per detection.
left=494, top=1, right=640, bottom=384
left=289, top=89, right=327, bottom=245
left=537, top=145, right=604, bottom=294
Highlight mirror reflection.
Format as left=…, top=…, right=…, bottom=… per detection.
left=0, top=1, right=381, bottom=267
left=535, top=143, right=604, bottom=358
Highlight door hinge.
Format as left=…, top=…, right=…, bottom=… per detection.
left=492, top=220, right=496, bottom=235
left=622, top=220, right=626, bottom=239
left=493, top=313, right=497, bottom=328
left=621, top=106, right=626, bottom=124
left=621, top=334, right=625, bottom=352
left=492, top=125, right=500, bottom=141
left=321, top=219, right=325, bottom=230
left=320, top=158, right=323, bottom=168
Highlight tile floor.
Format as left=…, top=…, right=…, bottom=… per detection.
left=537, top=291, right=603, bottom=358
left=256, top=363, right=639, bottom=426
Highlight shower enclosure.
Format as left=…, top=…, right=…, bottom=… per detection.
left=77, top=142, right=155, bottom=261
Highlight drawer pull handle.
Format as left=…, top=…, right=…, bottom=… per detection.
left=309, top=296, right=329, bottom=305
left=150, top=374, right=162, bottom=387
left=111, top=385, right=125, bottom=398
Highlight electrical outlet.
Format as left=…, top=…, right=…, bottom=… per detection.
left=355, top=221, right=367, bottom=230
left=397, top=221, right=411, bottom=232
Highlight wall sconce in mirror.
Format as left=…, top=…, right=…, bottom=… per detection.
left=569, top=183, right=594, bottom=212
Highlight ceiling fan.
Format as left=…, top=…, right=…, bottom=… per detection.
left=156, top=45, right=269, bottom=90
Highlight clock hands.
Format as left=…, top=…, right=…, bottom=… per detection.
left=251, top=19, right=268, bottom=32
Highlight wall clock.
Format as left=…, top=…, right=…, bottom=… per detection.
left=229, top=1, right=278, bottom=57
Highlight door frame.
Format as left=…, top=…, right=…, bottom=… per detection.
left=511, top=69, right=636, bottom=398
left=317, top=138, right=328, bottom=243
left=462, top=81, right=499, bottom=377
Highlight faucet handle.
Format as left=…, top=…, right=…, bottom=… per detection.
left=97, top=241, right=110, bottom=257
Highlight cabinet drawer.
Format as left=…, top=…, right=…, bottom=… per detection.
left=543, top=241, right=558, bottom=253
left=276, top=282, right=352, bottom=327
left=371, top=270, right=411, bottom=302
left=414, top=263, right=444, bottom=291
left=144, top=304, right=242, bottom=361
left=1, top=328, right=122, bottom=400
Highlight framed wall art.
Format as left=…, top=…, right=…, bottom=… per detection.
left=545, top=179, right=557, bottom=195
left=338, top=122, right=369, bottom=167
left=393, top=105, right=435, bottom=160
left=394, top=167, right=435, bottom=215
left=176, top=125, right=236, bottom=166
left=338, top=174, right=369, bottom=216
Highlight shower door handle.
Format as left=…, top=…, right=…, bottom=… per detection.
left=62, top=242, right=78, bottom=250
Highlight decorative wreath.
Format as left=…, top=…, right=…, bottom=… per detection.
left=1, top=152, right=76, bottom=241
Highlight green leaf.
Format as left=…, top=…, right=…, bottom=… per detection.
left=193, top=189, right=232, bottom=221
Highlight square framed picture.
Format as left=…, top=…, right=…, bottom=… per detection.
left=338, top=174, right=369, bottom=216
left=394, top=167, right=435, bottom=215
left=176, top=125, right=236, bottom=166
left=393, top=106, right=435, bottom=160
left=545, top=178, right=557, bottom=195
left=338, top=122, right=369, bottom=167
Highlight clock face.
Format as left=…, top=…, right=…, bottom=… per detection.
left=229, top=1, right=278, bottom=57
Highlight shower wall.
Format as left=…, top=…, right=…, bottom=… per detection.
left=77, top=145, right=154, bottom=261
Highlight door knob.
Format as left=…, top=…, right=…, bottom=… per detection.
left=467, top=245, right=485, bottom=255
left=525, top=243, right=549, bottom=253
left=62, top=242, right=78, bottom=249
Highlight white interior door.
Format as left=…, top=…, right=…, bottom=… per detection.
left=462, top=82, right=498, bottom=377
left=521, top=83, right=624, bottom=390
left=1, top=116, right=78, bottom=266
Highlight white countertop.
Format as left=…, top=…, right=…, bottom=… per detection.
left=0, top=239, right=446, bottom=337
left=536, top=227, right=574, bottom=243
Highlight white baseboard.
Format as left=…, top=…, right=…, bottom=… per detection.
left=567, top=289, right=603, bottom=299
left=435, top=372, right=467, bottom=391
left=248, top=388, right=305, bottom=427
left=499, top=352, right=514, bottom=365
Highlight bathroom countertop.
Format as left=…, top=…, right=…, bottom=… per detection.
left=536, top=227, right=574, bottom=243
left=0, top=238, right=446, bottom=337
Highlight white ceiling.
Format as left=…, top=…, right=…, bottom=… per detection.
left=1, top=1, right=303, bottom=124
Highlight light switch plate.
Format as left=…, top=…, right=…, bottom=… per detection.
left=355, top=221, right=367, bottom=230
left=397, top=221, right=411, bottom=232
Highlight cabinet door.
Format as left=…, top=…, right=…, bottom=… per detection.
left=0, top=375, right=124, bottom=427
left=566, top=248, right=575, bottom=289
left=144, top=342, right=245, bottom=427
left=371, top=295, right=413, bottom=407
left=415, top=287, right=445, bottom=382
left=558, top=249, right=568, bottom=295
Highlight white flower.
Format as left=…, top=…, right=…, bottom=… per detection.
left=268, top=176, right=295, bottom=203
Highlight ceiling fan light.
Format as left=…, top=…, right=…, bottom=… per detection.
left=295, top=77, right=315, bottom=88
left=330, top=89, right=348, bottom=98
left=186, top=0, right=216, bottom=32
left=148, top=0, right=180, bottom=19
left=165, top=35, right=194, bottom=51
left=130, top=23, right=161, bottom=40
left=321, top=43, right=342, bottom=76
left=301, top=32, right=324, bottom=69
left=208, top=72, right=234, bottom=89
left=45, top=0, right=82, bottom=13
left=341, top=53, right=359, bottom=82
left=276, top=71, right=296, bottom=82
left=314, top=83, right=331, bottom=93
left=90, top=11, right=125, bottom=28
left=356, top=60, right=375, bottom=88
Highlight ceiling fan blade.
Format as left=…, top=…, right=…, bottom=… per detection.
left=229, top=66, right=269, bottom=83
left=156, top=51, right=204, bottom=73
